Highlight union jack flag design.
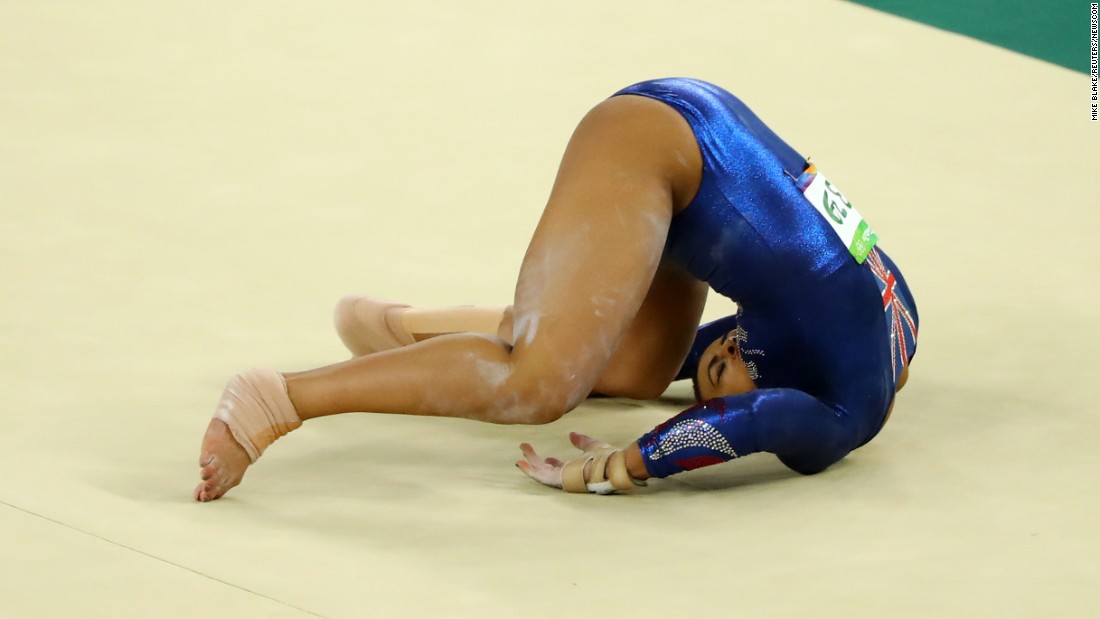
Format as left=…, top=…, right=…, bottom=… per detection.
left=866, top=248, right=918, bottom=383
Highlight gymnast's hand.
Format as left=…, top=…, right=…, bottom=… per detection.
left=516, top=431, right=598, bottom=489
left=517, top=432, right=645, bottom=494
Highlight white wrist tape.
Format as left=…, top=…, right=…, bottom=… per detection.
left=561, top=448, right=645, bottom=495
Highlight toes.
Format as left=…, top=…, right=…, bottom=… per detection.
left=198, top=483, right=221, bottom=502
left=195, top=482, right=215, bottom=502
left=195, top=418, right=251, bottom=501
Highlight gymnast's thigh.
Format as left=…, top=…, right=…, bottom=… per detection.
left=594, top=261, right=708, bottom=399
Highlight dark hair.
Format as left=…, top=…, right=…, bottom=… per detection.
left=691, top=370, right=703, bottom=402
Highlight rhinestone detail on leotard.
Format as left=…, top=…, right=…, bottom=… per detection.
left=647, top=419, right=740, bottom=461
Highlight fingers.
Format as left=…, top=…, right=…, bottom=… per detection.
left=516, top=459, right=563, bottom=489
left=516, top=434, right=614, bottom=491
left=516, top=443, right=563, bottom=489
left=569, top=432, right=611, bottom=453
left=519, top=442, right=540, bottom=462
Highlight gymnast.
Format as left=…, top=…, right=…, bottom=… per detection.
left=194, top=78, right=918, bottom=501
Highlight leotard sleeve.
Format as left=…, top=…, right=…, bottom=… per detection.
left=637, top=389, right=859, bottom=477
left=674, top=314, right=741, bottom=382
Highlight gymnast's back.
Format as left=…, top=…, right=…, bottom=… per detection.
left=615, top=78, right=919, bottom=452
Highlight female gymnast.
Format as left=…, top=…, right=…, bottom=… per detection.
left=195, top=78, right=918, bottom=501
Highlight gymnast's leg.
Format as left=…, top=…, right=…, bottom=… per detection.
left=195, top=94, right=703, bottom=501
left=333, top=297, right=510, bottom=354
left=333, top=260, right=707, bottom=399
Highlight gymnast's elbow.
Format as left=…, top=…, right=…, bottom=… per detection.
left=777, top=449, right=850, bottom=476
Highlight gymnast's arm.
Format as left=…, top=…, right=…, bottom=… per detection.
left=622, top=389, right=860, bottom=481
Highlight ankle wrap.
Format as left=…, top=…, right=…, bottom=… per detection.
left=214, top=368, right=302, bottom=463
left=334, top=296, right=415, bottom=356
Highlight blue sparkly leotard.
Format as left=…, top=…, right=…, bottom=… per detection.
left=614, top=79, right=919, bottom=477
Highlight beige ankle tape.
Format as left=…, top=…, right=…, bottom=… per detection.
left=214, top=368, right=302, bottom=463
left=561, top=448, right=642, bottom=495
left=400, top=306, right=507, bottom=338
left=334, top=296, right=415, bottom=356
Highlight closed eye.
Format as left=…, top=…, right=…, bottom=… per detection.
left=716, top=360, right=726, bottom=382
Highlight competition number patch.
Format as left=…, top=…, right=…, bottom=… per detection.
left=801, top=172, right=878, bottom=264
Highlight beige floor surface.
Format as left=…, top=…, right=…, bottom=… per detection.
left=1, top=1, right=1096, bottom=617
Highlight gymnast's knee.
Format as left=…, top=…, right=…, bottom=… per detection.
left=486, top=373, right=590, bottom=426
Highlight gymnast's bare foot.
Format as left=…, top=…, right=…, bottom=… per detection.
left=194, top=419, right=251, bottom=502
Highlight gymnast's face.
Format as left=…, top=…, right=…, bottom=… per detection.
left=695, top=330, right=757, bottom=401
